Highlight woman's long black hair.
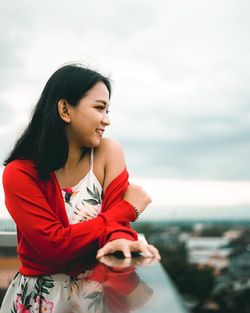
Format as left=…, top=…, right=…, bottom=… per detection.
left=3, top=63, right=111, bottom=180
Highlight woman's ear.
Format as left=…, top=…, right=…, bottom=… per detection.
left=57, top=99, right=71, bottom=123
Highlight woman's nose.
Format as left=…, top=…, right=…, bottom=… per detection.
left=102, top=113, right=111, bottom=126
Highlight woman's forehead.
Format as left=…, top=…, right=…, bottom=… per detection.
left=84, top=82, right=110, bottom=101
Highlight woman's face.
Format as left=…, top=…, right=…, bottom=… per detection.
left=66, top=81, right=111, bottom=148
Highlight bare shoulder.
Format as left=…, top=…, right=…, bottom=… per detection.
left=98, top=137, right=125, bottom=165
left=97, top=138, right=126, bottom=194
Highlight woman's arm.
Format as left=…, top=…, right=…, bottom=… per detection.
left=97, top=139, right=160, bottom=260
left=99, top=138, right=139, bottom=243
left=2, top=160, right=136, bottom=265
left=102, top=138, right=127, bottom=195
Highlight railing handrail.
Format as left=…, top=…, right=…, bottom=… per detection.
left=0, top=231, right=17, bottom=247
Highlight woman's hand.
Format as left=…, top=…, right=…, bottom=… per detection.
left=99, top=254, right=160, bottom=268
left=123, top=184, right=152, bottom=215
left=96, top=239, right=161, bottom=260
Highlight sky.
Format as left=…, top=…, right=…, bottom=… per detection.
left=0, top=0, right=249, bottom=220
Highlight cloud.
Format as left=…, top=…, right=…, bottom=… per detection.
left=119, top=132, right=250, bottom=180
left=0, top=0, right=249, bottom=181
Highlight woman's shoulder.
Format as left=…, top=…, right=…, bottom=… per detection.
left=4, top=159, right=36, bottom=170
left=98, top=138, right=127, bottom=194
left=97, top=137, right=124, bottom=154
left=2, top=159, right=38, bottom=181
left=97, top=137, right=126, bottom=169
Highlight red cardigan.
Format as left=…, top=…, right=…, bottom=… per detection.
left=2, top=160, right=138, bottom=276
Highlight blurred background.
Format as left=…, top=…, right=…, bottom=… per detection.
left=0, top=0, right=250, bottom=221
left=0, top=1, right=250, bottom=312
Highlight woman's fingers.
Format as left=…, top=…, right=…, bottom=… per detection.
left=97, top=241, right=131, bottom=259
left=130, top=241, right=152, bottom=257
left=147, top=244, right=161, bottom=259
left=96, top=242, right=113, bottom=258
left=96, top=239, right=161, bottom=261
left=130, top=242, right=161, bottom=259
left=137, top=243, right=152, bottom=257
left=121, top=244, right=131, bottom=258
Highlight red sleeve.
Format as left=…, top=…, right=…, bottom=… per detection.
left=99, top=199, right=138, bottom=244
left=98, top=222, right=138, bottom=247
left=2, top=162, right=137, bottom=264
left=107, top=229, right=138, bottom=242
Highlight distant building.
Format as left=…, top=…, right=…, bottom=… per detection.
left=186, top=237, right=230, bottom=250
left=186, top=237, right=233, bottom=275
left=149, top=226, right=181, bottom=249
left=192, top=223, right=204, bottom=233
left=223, top=230, right=243, bottom=241
left=179, top=232, right=191, bottom=243
left=229, top=250, right=250, bottom=279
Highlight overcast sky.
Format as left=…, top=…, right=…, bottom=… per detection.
left=0, top=0, right=249, bottom=219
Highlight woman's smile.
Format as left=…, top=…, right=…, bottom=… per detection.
left=96, top=128, right=105, bottom=137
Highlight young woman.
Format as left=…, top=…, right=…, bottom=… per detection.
left=0, top=63, right=160, bottom=312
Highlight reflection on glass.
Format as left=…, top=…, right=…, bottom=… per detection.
left=1, top=255, right=154, bottom=313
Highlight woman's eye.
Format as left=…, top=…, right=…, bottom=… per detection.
left=97, top=106, right=110, bottom=114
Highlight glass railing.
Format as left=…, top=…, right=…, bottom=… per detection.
left=0, top=231, right=188, bottom=313
left=0, top=231, right=17, bottom=247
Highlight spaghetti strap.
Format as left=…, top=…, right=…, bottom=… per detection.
left=90, top=147, right=94, bottom=171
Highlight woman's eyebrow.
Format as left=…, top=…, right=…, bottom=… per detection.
left=95, top=100, right=109, bottom=106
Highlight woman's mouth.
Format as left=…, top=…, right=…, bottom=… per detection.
left=96, top=129, right=104, bottom=136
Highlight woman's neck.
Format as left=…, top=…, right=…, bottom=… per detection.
left=62, top=145, right=90, bottom=172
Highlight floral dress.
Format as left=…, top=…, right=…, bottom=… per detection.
left=0, top=148, right=106, bottom=313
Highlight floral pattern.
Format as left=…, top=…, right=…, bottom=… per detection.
left=11, top=276, right=55, bottom=313
left=62, top=170, right=103, bottom=224
left=84, top=183, right=103, bottom=205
